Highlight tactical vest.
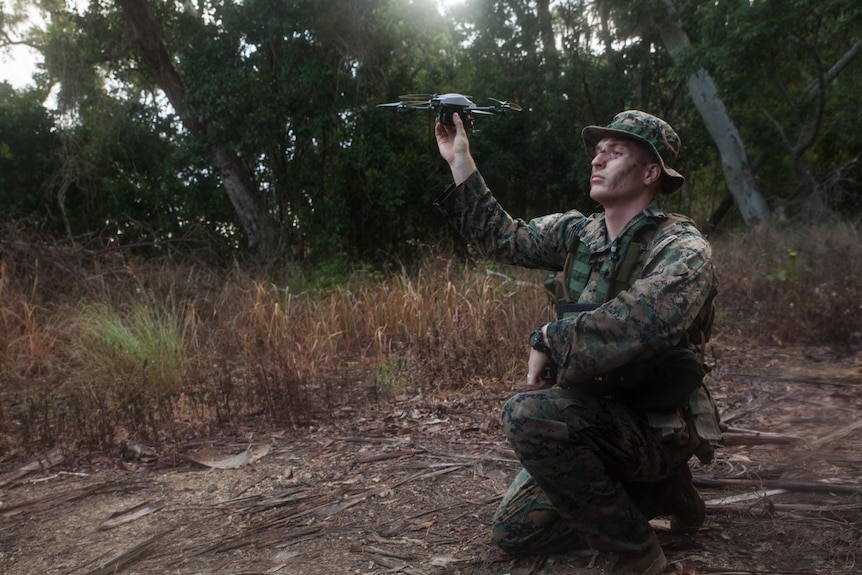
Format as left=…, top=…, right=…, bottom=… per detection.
left=546, top=208, right=715, bottom=357
left=546, top=209, right=722, bottom=462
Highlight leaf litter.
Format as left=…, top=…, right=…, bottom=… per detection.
left=0, top=342, right=861, bottom=574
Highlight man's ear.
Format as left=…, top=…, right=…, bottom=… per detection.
left=643, top=163, right=662, bottom=187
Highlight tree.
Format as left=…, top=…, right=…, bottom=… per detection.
left=659, top=0, right=771, bottom=226
left=114, top=0, right=273, bottom=252
left=3, top=0, right=861, bottom=264
left=18, top=0, right=466, bottom=263
left=0, top=83, right=60, bottom=222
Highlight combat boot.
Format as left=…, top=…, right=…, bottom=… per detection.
left=662, top=463, right=705, bottom=533
left=594, top=531, right=667, bottom=575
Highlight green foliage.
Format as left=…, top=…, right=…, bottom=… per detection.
left=0, top=0, right=861, bottom=264
left=376, top=353, right=409, bottom=399
left=73, top=299, right=194, bottom=442
left=76, top=301, right=191, bottom=394
left=764, top=249, right=800, bottom=283
left=686, top=0, right=862, bottom=212
left=0, top=84, right=60, bottom=220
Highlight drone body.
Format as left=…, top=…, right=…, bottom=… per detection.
left=377, top=93, right=522, bottom=130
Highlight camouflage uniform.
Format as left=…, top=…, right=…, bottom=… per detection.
left=433, top=112, right=721, bottom=558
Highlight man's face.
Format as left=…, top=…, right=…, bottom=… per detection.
left=588, top=137, right=658, bottom=207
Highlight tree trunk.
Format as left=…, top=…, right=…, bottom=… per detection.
left=659, top=0, right=771, bottom=226
left=535, top=0, right=558, bottom=84
left=114, top=0, right=274, bottom=252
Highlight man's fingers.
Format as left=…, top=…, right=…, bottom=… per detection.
left=451, top=112, right=467, bottom=136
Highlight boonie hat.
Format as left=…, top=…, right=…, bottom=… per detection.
left=582, top=110, right=685, bottom=194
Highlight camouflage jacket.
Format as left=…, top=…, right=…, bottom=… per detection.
left=435, top=171, right=723, bottom=453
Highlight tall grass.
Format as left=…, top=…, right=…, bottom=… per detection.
left=1, top=220, right=861, bottom=452
left=72, top=300, right=193, bottom=445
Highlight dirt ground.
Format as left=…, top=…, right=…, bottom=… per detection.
left=1, top=341, right=861, bottom=575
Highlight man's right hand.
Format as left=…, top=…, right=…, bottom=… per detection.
left=435, top=113, right=477, bottom=185
left=526, top=348, right=553, bottom=390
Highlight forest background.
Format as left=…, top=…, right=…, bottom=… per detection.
left=1, top=0, right=861, bottom=452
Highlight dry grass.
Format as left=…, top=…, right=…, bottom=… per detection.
left=711, top=219, right=862, bottom=350
left=0, top=230, right=552, bottom=451
left=1, top=219, right=860, bottom=452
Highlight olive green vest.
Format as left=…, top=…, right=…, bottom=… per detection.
left=559, top=208, right=669, bottom=308
left=547, top=209, right=715, bottom=352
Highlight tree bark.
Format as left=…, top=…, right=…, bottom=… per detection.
left=659, top=0, right=771, bottom=226
left=114, top=0, right=273, bottom=252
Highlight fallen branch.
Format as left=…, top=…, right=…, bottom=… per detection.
left=690, top=566, right=821, bottom=575
left=0, top=445, right=67, bottom=487
left=723, top=372, right=859, bottom=388
left=694, top=476, right=862, bottom=495
left=705, top=488, right=787, bottom=506
left=808, top=417, right=862, bottom=448
left=708, top=501, right=862, bottom=515
left=721, top=427, right=803, bottom=445
left=29, top=471, right=90, bottom=483
left=97, top=499, right=166, bottom=531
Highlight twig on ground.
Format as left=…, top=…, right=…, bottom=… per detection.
left=355, top=449, right=426, bottom=463
left=705, top=488, right=788, bottom=506
left=83, top=529, right=172, bottom=575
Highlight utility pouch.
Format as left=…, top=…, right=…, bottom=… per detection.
left=616, top=347, right=705, bottom=411
left=685, top=384, right=724, bottom=464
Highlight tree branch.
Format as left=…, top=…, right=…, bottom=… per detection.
left=804, top=39, right=862, bottom=102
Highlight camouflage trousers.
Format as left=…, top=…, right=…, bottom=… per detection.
left=492, top=386, right=690, bottom=556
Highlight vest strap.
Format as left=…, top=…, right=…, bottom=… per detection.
left=560, top=209, right=669, bottom=311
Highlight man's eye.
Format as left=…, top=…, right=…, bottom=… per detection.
left=595, top=147, right=624, bottom=158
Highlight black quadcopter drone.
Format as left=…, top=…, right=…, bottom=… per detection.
left=377, top=93, right=522, bottom=130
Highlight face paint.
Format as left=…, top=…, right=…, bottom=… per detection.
left=589, top=138, right=656, bottom=208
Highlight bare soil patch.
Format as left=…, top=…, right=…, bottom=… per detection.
left=2, top=342, right=861, bottom=575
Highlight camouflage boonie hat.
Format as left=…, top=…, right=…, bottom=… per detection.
left=582, top=110, right=685, bottom=194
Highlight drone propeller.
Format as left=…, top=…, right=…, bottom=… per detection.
left=488, top=97, right=523, bottom=112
